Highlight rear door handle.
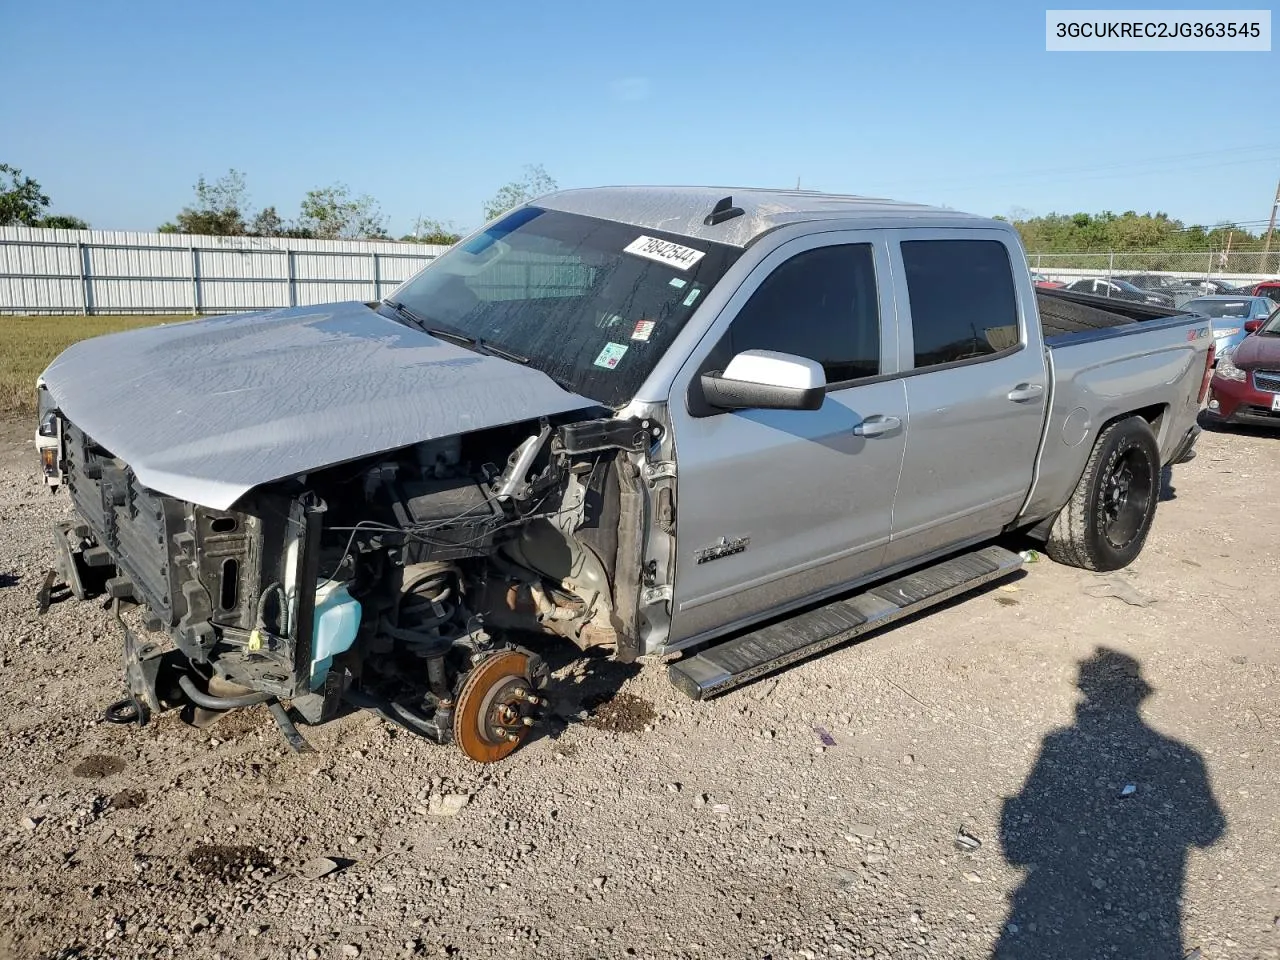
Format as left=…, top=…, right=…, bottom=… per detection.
left=1007, top=383, right=1045, bottom=402
left=852, top=415, right=902, bottom=437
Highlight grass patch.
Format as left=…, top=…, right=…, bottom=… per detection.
left=1, top=315, right=190, bottom=418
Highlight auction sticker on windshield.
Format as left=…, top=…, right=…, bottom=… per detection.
left=594, top=342, right=629, bottom=369
left=624, top=235, right=706, bottom=271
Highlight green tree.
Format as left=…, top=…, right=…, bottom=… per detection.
left=248, top=205, right=285, bottom=237
left=482, top=164, right=557, bottom=222
left=0, top=163, right=52, bottom=226
left=401, top=215, right=461, bottom=245
left=298, top=183, right=389, bottom=240
left=37, top=214, right=90, bottom=229
left=159, top=169, right=250, bottom=235
left=246, top=205, right=315, bottom=238
left=1010, top=209, right=1266, bottom=254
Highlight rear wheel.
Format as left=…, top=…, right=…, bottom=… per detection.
left=1045, top=416, right=1160, bottom=571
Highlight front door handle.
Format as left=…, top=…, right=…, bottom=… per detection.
left=1007, top=383, right=1045, bottom=402
left=853, top=415, right=902, bottom=438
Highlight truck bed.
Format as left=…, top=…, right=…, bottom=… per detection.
left=1037, top=288, right=1187, bottom=342
left=1022, top=292, right=1211, bottom=529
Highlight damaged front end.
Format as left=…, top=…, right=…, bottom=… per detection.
left=38, top=386, right=659, bottom=763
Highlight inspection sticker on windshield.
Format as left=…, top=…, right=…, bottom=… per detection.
left=594, top=342, right=629, bottom=369
left=631, top=320, right=656, bottom=342
left=624, top=235, right=705, bottom=271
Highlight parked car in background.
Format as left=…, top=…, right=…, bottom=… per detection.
left=1180, top=295, right=1277, bottom=360
left=1194, top=278, right=1250, bottom=296
left=1119, top=273, right=1187, bottom=293
left=1062, top=277, right=1176, bottom=307
left=1250, top=280, right=1280, bottom=304
left=1206, top=304, right=1280, bottom=427
left=1030, top=272, right=1065, bottom=288
left=1120, top=274, right=1248, bottom=306
left=1121, top=274, right=1239, bottom=307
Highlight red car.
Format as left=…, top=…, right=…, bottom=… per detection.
left=1206, top=306, right=1280, bottom=426
left=1251, top=280, right=1280, bottom=304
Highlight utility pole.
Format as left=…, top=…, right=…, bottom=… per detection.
left=1263, top=175, right=1280, bottom=272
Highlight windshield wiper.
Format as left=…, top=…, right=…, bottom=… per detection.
left=423, top=325, right=529, bottom=365
left=382, top=299, right=430, bottom=332
left=476, top=340, right=529, bottom=364
left=422, top=325, right=477, bottom=348
left=384, top=300, right=531, bottom=365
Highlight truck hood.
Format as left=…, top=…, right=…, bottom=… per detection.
left=40, top=301, right=598, bottom=510
left=1229, top=332, right=1280, bottom=370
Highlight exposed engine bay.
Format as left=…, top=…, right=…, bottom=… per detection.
left=40, top=404, right=660, bottom=762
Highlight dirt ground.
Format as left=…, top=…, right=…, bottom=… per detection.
left=0, top=417, right=1277, bottom=960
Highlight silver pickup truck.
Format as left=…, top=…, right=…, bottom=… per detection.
left=34, top=187, right=1214, bottom=761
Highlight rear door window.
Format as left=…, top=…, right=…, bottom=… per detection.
left=900, top=239, right=1020, bottom=368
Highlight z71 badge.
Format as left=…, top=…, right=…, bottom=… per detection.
left=695, top=535, right=750, bottom=564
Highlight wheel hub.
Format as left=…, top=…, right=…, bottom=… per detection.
left=1105, top=465, right=1131, bottom=520
left=452, top=650, right=548, bottom=763
left=1100, top=449, right=1152, bottom=549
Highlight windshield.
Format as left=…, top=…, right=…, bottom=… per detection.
left=1185, top=299, right=1252, bottom=319
left=1262, top=305, right=1280, bottom=335
left=383, top=208, right=741, bottom=407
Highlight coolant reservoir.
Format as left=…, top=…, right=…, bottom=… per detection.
left=310, top=580, right=361, bottom=690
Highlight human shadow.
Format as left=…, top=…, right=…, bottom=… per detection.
left=994, top=647, right=1225, bottom=959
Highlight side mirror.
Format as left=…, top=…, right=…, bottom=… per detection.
left=701, top=349, right=826, bottom=412
left=1244, top=319, right=1263, bottom=333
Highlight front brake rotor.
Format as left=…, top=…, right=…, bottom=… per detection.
left=452, top=649, right=546, bottom=763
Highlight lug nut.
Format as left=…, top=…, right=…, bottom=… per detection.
left=505, top=733, right=520, bottom=743
left=521, top=717, right=535, bottom=727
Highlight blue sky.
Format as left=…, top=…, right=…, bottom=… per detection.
left=3, top=0, right=1277, bottom=236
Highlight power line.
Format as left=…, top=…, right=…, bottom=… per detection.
left=875, top=142, right=1280, bottom=191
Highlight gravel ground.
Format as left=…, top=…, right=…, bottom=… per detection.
left=0, top=418, right=1277, bottom=960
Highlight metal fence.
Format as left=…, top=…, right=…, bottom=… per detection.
left=0, top=226, right=449, bottom=315
left=1030, top=250, right=1279, bottom=283
left=3, top=224, right=1278, bottom=317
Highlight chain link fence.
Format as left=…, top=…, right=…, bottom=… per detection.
left=1029, top=250, right=1279, bottom=285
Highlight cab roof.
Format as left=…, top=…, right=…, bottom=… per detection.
left=535, top=185, right=992, bottom=248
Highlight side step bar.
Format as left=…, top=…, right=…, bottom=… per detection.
left=668, top=545, right=1023, bottom=700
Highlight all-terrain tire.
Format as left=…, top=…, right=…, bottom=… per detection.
left=1044, top=415, right=1161, bottom=571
